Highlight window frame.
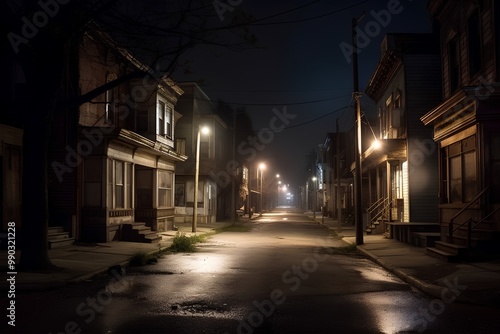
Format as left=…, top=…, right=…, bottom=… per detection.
left=157, top=99, right=173, bottom=139
left=441, top=135, right=477, bottom=204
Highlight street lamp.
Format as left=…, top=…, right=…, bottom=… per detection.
left=193, top=125, right=209, bottom=233
left=277, top=180, right=281, bottom=208
left=259, top=163, right=266, bottom=213
left=312, top=176, right=317, bottom=220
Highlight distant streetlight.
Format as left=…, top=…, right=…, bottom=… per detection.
left=193, top=125, right=210, bottom=233
left=259, top=163, right=266, bottom=213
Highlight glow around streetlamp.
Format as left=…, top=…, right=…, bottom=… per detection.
left=200, top=126, right=210, bottom=135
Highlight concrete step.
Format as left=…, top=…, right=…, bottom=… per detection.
left=47, top=232, right=70, bottom=241
left=426, top=246, right=459, bottom=262
left=121, top=223, right=161, bottom=243
left=48, top=226, right=65, bottom=234
left=48, top=237, right=75, bottom=249
left=435, top=241, right=468, bottom=255
left=411, top=232, right=441, bottom=248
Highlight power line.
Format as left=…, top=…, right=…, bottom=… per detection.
left=250, top=1, right=370, bottom=26
left=192, top=94, right=351, bottom=106
left=284, top=105, right=349, bottom=130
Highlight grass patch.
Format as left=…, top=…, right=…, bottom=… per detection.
left=168, top=232, right=198, bottom=253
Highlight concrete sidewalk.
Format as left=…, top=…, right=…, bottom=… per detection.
left=306, top=212, right=500, bottom=308
left=0, top=221, right=235, bottom=291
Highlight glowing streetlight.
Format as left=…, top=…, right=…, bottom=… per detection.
left=193, top=125, right=209, bottom=233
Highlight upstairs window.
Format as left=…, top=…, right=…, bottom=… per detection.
left=176, top=138, right=186, bottom=155
left=105, top=73, right=117, bottom=125
left=468, top=9, right=482, bottom=77
left=157, top=100, right=172, bottom=138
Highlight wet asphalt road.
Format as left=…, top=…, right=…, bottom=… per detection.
left=6, top=210, right=500, bottom=333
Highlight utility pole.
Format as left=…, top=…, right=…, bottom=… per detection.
left=230, top=110, right=236, bottom=223
left=352, top=15, right=364, bottom=245
left=336, top=118, right=342, bottom=233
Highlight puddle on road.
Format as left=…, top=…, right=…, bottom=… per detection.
left=169, top=300, right=232, bottom=317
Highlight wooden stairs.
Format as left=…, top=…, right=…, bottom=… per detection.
left=121, top=222, right=161, bottom=243
left=48, top=226, right=75, bottom=249
left=426, top=219, right=500, bottom=262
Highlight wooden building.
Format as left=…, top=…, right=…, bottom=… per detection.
left=421, top=0, right=500, bottom=260
left=174, top=82, right=233, bottom=224
left=364, top=33, right=442, bottom=235
left=49, top=29, right=187, bottom=243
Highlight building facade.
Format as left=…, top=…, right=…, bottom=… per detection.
left=421, top=0, right=500, bottom=258
left=363, top=33, right=442, bottom=234
left=50, top=29, right=187, bottom=243
left=320, top=132, right=354, bottom=222
left=174, top=82, right=233, bottom=224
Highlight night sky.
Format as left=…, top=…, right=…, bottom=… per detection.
left=174, top=0, right=432, bottom=189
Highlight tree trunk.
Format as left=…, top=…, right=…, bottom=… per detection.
left=18, top=42, right=65, bottom=271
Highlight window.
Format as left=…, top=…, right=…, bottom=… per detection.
left=175, top=183, right=185, bottom=206
left=158, top=170, right=173, bottom=207
left=448, top=36, right=460, bottom=93
left=176, top=138, right=186, bottom=155
left=468, top=9, right=482, bottom=77
left=442, top=136, right=477, bottom=203
left=105, top=73, right=117, bottom=124
left=108, top=160, right=133, bottom=209
left=115, top=161, right=124, bottom=208
left=158, top=100, right=172, bottom=138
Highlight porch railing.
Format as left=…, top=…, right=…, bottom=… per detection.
left=367, top=196, right=391, bottom=225
left=449, top=186, right=489, bottom=246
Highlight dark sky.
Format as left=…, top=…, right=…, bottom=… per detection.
left=173, top=0, right=432, bottom=189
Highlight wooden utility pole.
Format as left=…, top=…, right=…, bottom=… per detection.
left=352, top=16, right=364, bottom=245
